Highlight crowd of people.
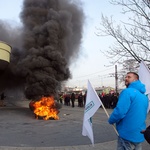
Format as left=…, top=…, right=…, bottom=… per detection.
left=58, top=91, right=119, bottom=109
left=99, top=92, right=119, bottom=109
left=58, top=92, right=87, bottom=108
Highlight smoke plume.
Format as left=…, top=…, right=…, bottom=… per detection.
left=0, top=0, right=84, bottom=100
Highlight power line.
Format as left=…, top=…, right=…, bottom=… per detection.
left=72, top=67, right=114, bottom=79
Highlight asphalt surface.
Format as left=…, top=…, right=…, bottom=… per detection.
left=0, top=99, right=149, bottom=150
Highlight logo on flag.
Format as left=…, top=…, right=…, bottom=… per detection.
left=85, top=101, right=94, bottom=113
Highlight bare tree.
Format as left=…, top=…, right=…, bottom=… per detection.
left=97, top=0, right=150, bottom=64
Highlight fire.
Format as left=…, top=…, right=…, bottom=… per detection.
left=31, top=96, right=59, bottom=120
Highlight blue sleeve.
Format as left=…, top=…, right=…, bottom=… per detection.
left=108, top=89, right=131, bottom=124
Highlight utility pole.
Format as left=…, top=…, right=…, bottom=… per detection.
left=115, top=65, right=118, bottom=94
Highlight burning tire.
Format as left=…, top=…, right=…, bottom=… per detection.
left=29, top=96, right=60, bottom=120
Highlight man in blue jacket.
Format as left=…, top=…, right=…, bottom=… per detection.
left=108, top=72, right=149, bottom=150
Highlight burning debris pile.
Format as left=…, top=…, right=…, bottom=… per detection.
left=30, top=96, right=60, bottom=120
left=0, top=0, right=84, bottom=101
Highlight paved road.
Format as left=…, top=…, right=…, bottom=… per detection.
left=0, top=100, right=149, bottom=150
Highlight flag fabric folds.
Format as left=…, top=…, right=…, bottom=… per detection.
left=138, top=60, right=150, bottom=112
left=82, top=80, right=102, bottom=146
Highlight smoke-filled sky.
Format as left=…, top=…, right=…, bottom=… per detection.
left=0, top=0, right=125, bottom=93
left=0, top=0, right=85, bottom=100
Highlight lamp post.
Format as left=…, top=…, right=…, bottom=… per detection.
left=115, top=65, right=118, bottom=94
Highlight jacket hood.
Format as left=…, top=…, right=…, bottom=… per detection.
left=128, top=80, right=146, bottom=94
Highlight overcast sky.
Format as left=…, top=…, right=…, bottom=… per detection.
left=0, top=0, right=125, bottom=88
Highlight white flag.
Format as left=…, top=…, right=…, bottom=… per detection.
left=138, top=60, right=150, bottom=112
left=82, top=80, right=102, bottom=146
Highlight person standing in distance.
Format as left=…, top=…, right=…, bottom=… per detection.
left=108, top=72, right=149, bottom=150
left=71, top=92, right=75, bottom=107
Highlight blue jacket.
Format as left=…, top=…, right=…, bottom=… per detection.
left=108, top=80, right=149, bottom=143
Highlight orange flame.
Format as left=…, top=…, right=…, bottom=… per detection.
left=32, top=96, right=59, bottom=120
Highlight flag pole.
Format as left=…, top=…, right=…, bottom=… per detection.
left=88, top=80, right=119, bottom=136
left=100, top=99, right=119, bottom=136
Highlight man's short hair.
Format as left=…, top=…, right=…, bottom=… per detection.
left=127, top=72, right=139, bottom=80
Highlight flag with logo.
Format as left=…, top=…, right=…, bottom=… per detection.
left=138, top=60, right=150, bottom=112
left=82, top=80, right=102, bottom=146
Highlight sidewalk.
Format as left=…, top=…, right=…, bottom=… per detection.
left=0, top=140, right=117, bottom=150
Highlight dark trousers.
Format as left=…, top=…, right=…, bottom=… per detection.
left=71, top=100, right=75, bottom=107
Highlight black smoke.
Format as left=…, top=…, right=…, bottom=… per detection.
left=0, top=0, right=84, bottom=100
